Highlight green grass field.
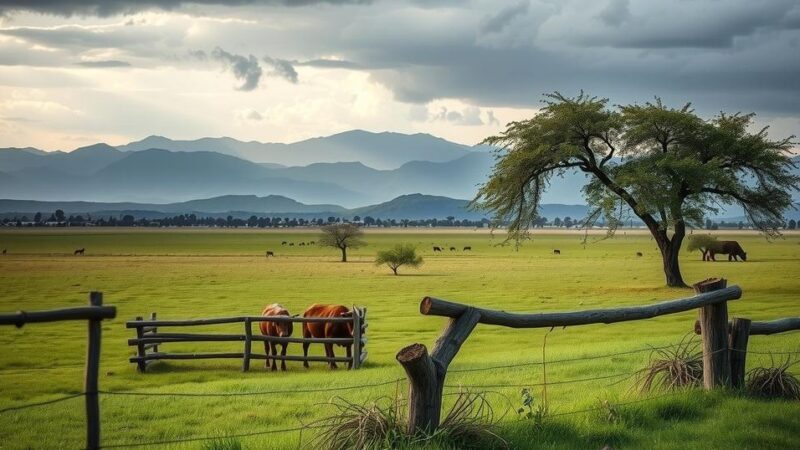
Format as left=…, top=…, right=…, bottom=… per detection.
left=1, top=228, right=799, bottom=449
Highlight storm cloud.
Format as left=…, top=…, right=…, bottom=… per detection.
left=211, top=47, right=262, bottom=91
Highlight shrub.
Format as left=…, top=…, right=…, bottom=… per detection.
left=746, top=360, right=800, bottom=400
left=375, top=243, right=423, bottom=275
left=635, top=336, right=703, bottom=392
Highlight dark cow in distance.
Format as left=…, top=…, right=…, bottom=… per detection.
left=709, top=241, right=747, bottom=262
left=449, top=247, right=456, bottom=251
left=259, top=304, right=293, bottom=371
left=281, top=241, right=287, bottom=245
left=1, top=249, right=6, bottom=255
left=74, top=248, right=85, bottom=256
left=266, top=251, right=275, bottom=257
left=463, top=246, right=471, bottom=251
left=553, top=249, right=561, bottom=255
left=636, top=252, right=643, bottom=257
left=302, top=304, right=354, bottom=369
left=433, top=246, right=442, bottom=252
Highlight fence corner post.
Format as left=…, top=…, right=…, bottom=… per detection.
left=729, top=317, right=751, bottom=389
left=134, top=316, right=147, bottom=373
left=85, top=292, right=103, bottom=450
left=352, top=306, right=362, bottom=370
left=694, top=278, right=732, bottom=390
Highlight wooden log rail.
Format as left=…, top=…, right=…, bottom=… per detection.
left=127, top=307, right=367, bottom=372
left=397, top=281, right=741, bottom=435
left=0, top=293, right=117, bottom=450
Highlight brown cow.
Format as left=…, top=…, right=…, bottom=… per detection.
left=259, top=304, right=293, bottom=371
left=708, top=240, right=747, bottom=262
left=302, top=304, right=354, bottom=369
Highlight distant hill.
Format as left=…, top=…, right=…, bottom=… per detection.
left=0, top=194, right=588, bottom=221
left=117, top=130, right=482, bottom=170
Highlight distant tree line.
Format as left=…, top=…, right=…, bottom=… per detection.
left=2, top=210, right=796, bottom=230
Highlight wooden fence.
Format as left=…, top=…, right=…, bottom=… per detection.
left=0, top=293, right=116, bottom=450
left=395, top=277, right=752, bottom=434
left=126, top=307, right=368, bottom=372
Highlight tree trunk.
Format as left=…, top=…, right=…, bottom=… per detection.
left=652, top=227, right=687, bottom=288
left=340, top=246, right=347, bottom=262
left=392, top=267, right=398, bottom=275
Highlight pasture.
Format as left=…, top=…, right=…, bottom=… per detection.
left=1, top=228, right=799, bottom=449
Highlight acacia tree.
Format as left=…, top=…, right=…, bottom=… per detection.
left=375, top=243, right=423, bottom=275
left=474, top=93, right=798, bottom=287
left=319, top=223, right=365, bottom=262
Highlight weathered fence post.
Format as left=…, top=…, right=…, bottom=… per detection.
left=149, top=312, right=159, bottom=354
left=352, top=306, right=362, bottom=369
left=397, top=304, right=480, bottom=434
left=694, top=278, right=732, bottom=389
left=134, top=316, right=147, bottom=373
left=729, top=317, right=751, bottom=389
left=242, top=318, right=252, bottom=372
left=85, top=292, right=103, bottom=450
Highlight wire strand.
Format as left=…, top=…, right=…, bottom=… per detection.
left=0, top=393, right=84, bottom=414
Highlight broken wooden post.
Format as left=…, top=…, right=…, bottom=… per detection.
left=694, top=278, right=732, bottom=389
left=729, top=317, right=751, bottom=389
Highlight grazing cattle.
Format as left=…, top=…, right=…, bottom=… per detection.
left=1, top=249, right=5, bottom=255
left=636, top=252, right=643, bottom=257
left=289, top=242, right=295, bottom=246
left=433, top=246, right=442, bottom=252
left=259, top=304, right=293, bottom=371
left=309, top=241, right=316, bottom=245
left=302, top=304, right=354, bottom=369
left=709, top=240, right=747, bottom=262
left=450, top=247, right=456, bottom=251
left=463, top=246, right=471, bottom=251
left=266, top=251, right=275, bottom=257
left=281, top=241, right=287, bottom=245
left=299, top=242, right=305, bottom=246
left=74, top=248, right=85, bottom=256
left=553, top=249, right=561, bottom=255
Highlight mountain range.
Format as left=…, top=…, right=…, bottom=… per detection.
left=0, top=194, right=590, bottom=221
left=1, top=130, right=797, bottom=220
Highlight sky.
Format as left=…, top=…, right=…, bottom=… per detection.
left=0, top=0, right=798, bottom=151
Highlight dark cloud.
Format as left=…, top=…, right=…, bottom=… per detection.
left=597, top=0, right=630, bottom=27
left=211, top=46, right=262, bottom=91
left=75, top=60, right=131, bottom=67
left=296, top=58, right=362, bottom=69
left=0, top=0, right=371, bottom=17
left=480, top=1, right=529, bottom=34
left=263, top=56, right=298, bottom=83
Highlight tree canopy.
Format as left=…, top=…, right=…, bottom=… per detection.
left=319, top=223, right=365, bottom=262
left=474, top=92, right=798, bottom=286
left=375, top=243, right=423, bottom=275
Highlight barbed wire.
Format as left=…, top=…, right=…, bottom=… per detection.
left=100, top=424, right=327, bottom=449
left=0, top=393, right=84, bottom=414
left=444, top=371, right=633, bottom=390
left=449, top=343, right=685, bottom=374
left=99, top=378, right=404, bottom=398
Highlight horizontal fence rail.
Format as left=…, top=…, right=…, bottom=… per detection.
left=127, top=307, right=367, bottom=372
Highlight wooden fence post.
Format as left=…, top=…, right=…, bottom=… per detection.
left=352, top=306, right=362, bottom=369
left=134, top=316, right=147, bottom=373
left=242, top=318, right=252, bottom=372
left=85, top=292, right=102, bottom=450
left=694, top=278, right=732, bottom=389
left=149, top=312, right=158, bottom=353
left=729, top=317, right=751, bottom=389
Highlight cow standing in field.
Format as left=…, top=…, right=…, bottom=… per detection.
left=449, top=247, right=456, bottom=251
left=266, top=251, right=275, bottom=258
left=433, top=246, right=442, bottom=252
left=1, top=249, right=6, bottom=255
left=553, top=249, right=561, bottom=255
left=463, top=246, right=471, bottom=251
left=302, top=304, right=354, bottom=369
left=74, top=248, right=85, bottom=256
left=636, top=252, right=643, bottom=257
left=260, top=304, right=293, bottom=371
left=281, top=241, right=287, bottom=245
left=708, top=241, right=747, bottom=261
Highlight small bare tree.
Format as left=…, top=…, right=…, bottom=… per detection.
left=319, top=223, right=365, bottom=262
left=375, top=244, right=423, bottom=275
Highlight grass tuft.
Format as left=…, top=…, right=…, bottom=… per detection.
left=635, top=335, right=703, bottom=393
left=200, top=436, right=243, bottom=450
left=746, top=359, right=800, bottom=400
